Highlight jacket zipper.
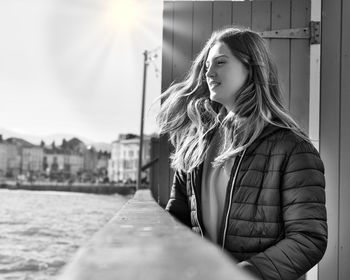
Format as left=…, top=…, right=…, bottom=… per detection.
left=221, top=149, right=246, bottom=250
left=189, top=172, right=204, bottom=238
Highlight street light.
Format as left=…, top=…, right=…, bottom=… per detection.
left=137, top=48, right=159, bottom=190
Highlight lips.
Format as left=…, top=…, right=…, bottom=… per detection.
left=208, top=80, right=221, bottom=88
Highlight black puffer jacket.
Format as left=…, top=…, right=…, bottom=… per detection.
left=166, top=125, right=327, bottom=280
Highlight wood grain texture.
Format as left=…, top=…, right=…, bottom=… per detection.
left=213, top=1, right=232, bottom=31
left=232, top=1, right=252, bottom=29
left=270, top=0, right=291, bottom=109
left=319, top=0, right=341, bottom=279
left=193, top=1, right=212, bottom=59
left=290, top=0, right=310, bottom=132
left=339, top=0, right=350, bottom=278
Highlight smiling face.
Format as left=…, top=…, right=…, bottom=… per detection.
left=205, top=41, right=249, bottom=112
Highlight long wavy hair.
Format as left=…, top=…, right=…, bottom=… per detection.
left=157, top=27, right=308, bottom=172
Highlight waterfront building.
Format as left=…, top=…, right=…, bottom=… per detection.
left=0, top=142, right=7, bottom=177
left=44, top=150, right=65, bottom=173
left=22, top=146, right=44, bottom=173
left=64, top=138, right=86, bottom=154
left=5, top=137, right=43, bottom=175
left=108, top=140, right=121, bottom=183
left=84, top=146, right=98, bottom=172
left=44, top=149, right=84, bottom=176
left=63, top=138, right=98, bottom=173
left=66, top=154, right=84, bottom=175
left=108, top=134, right=151, bottom=183
left=6, top=142, right=21, bottom=177
left=97, top=151, right=109, bottom=170
left=0, top=135, right=108, bottom=181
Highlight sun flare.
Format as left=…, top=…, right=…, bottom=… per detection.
left=103, top=0, right=144, bottom=34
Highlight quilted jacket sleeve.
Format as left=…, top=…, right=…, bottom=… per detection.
left=247, top=140, right=328, bottom=280
left=165, top=169, right=191, bottom=227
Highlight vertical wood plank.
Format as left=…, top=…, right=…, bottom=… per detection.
left=232, top=1, right=252, bottom=29
left=158, top=1, right=174, bottom=207
left=150, top=137, right=159, bottom=200
left=319, top=0, right=341, bottom=279
left=193, top=1, right=213, bottom=59
left=161, top=1, right=194, bottom=207
left=290, top=0, right=310, bottom=133
left=158, top=135, right=171, bottom=208
left=161, top=2, right=174, bottom=92
left=270, top=0, right=291, bottom=109
left=252, top=0, right=271, bottom=48
left=339, top=0, right=350, bottom=278
left=172, top=1, right=194, bottom=203
left=252, top=0, right=271, bottom=31
left=213, top=1, right=232, bottom=31
left=308, top=0, right=321, bottom=148
left=172, top=1, right=193, bottom=82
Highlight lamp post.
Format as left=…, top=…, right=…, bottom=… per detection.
left=137, top=48, right=159, bottom=190
left=137, top=51, right=148, bottom=190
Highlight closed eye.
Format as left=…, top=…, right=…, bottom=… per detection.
left=204, top=60, right=226, bottom=72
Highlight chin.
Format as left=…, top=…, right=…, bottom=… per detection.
left=209, top=92, right=222, bottom=104
left=209, top=91, right=218, bottom=101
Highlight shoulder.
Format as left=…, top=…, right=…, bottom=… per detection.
left=265, top=128, right=324, bottom=173
left=261, top=127, right=315, bottom=152
left=247, top=126, right=320, bottom=164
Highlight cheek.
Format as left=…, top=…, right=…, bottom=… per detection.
left=224, top=72, right=246, bottom=91
left=232, top=68, right=248, bottom=88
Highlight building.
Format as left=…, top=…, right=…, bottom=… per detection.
left=44, top=145, right=84, bottom=176
left=0, top=135, right=109, bottom=181
left=97, top=151, right=110, bottom=170
left=0, top=142, right=7, bottom=177
left=22, top=146, right=44, bottom=173
left=5, top=142, right=21, bottom=177
left=44, top=151, right=65, bottom=173
left=108, top=140, right=121, bottom=182
left=108, top=134, right=151, bottom=183
left=66, top=154, right=84, bottom=175
left=6, top=137, right=43, bottom=175
left=84, top=146, right=98, bottom=172
left=64, top=138, right=86, bottom=154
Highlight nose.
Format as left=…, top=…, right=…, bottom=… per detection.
left=205, top=64, right=216, bottom=78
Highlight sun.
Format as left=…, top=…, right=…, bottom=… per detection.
left=103, top=0, right=145, bottom=34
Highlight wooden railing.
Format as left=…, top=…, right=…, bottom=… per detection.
left=57, top=189, right=256, bottom=280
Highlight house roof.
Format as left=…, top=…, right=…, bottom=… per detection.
left=6, top=137, right=35, bottom=147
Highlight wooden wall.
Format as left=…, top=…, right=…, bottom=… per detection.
left=158, top=0, right=311, bottom=207
left=155, top=0, right=350, bottom=279
left=319, top=0, right=350, bottom=279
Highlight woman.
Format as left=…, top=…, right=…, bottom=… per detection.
left=157, top=27, right=327, bottom=280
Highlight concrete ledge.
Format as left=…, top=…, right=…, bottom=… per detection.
left=57, top=190, right=256, bottom=280
left=0, top=184, right=136, bottom=195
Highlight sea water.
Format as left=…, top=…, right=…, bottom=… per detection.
left=0, top=189, right=129, bottom=280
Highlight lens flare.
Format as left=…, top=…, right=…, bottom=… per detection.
left=103, top=0, right=145, bottom=34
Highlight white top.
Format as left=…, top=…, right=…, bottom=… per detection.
left=201, top=129, right=236, bottom=243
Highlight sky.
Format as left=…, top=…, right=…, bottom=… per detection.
left=0, top=0, right=163, bottom=143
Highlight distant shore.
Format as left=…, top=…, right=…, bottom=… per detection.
left=0, top=182, right=140, bottom=195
